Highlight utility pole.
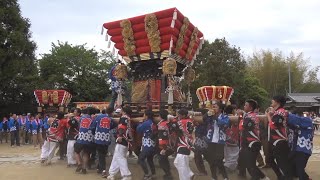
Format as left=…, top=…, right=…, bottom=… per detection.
left=288, top=63, right=292, bottom=94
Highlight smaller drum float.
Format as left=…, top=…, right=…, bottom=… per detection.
left=34, top=90, right=72, bottom=114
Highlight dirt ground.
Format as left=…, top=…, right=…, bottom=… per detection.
left=0, top=135, right=320, bottom=180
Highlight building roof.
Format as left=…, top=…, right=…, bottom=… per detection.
left=287, top=93, right=320, bottom=103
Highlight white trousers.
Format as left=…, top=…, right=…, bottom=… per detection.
left=108, top=135, right=116, bottom=155
left=174, top=154, right=194, bottom=180
left=224, top=145, right=239, bottom=171
left=108, top=144, right=131, bottom=177
left=41, top=140, right=58, bottom=162
left=67, top=140, right=76, bottom=165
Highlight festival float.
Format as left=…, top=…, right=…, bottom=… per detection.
left=34, top=90, right=72, bottom=114
left=102, top=8, right=266, bottom=123
left=102, top=7, right=204, bottom=117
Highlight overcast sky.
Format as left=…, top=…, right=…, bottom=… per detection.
left=19, top=0, right=320, bottom=70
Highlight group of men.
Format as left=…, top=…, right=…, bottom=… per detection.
left=1, top=95, right=314, bottom=180
left=0, top=113, right=45, bottom=148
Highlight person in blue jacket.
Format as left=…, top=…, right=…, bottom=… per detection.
left=31, top=114, right=43, bottom=148
left=288, top=109, right=313, bottom=180
left=108, top=61, right=130, bottom=109
left=205, top=101, right=230, bottom=180
left=42, top=115, right=50, bottom=139
left=94, top=107, right=116, bottom=174
left=137, top=109, right=157, bottom=180
left=74, top=107, right=96, bottom=174
left=25, top=114, right=32, bottom=144
left=9, top=114, right=20, bottom=147
left=18, top=114, right=27, bottom=145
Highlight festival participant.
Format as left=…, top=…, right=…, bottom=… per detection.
left=2, top=117, right=9, bottom=143
left=288, top=109, right=313, bottom=180
left=26, top=114, right=32, bottom=144
left=94, top=107, right=116, bottom=174
left=205, top=102, right=229, bottom=180
left=66, top=108, right=80, bottom=167
left=174, top=108, right=195, bottom=180
left=9, top=114, right=20, bottom=147
left=108, top=62, right=130, bottom=109
left=107, top=108, right=119, bottom=157
left=108, top=62, right=122, bottom=109
left=256, top=104, right=271, bottom=168
left=32, top=114, right=43, bottom=149
left=107, top=107, right=133, bottom=180
left=137, top=109, right=157, bottom=180
left=18, top=114, right=27, bottom=145
left=193, top=109, right=209, bottom=176
left=266, top=95, right=293, bottom=180
left=42, top=115, right=50, bottom=141
left=239, top=100, right=269, bottom=180
left=74, top=108, right=96, bottom=174
left=157, top=109, right=175, bottom=180
left=41, top=112, right=67, bottom=165
left=224, top=105, right=239, bottom=172
left=87, top=108, right=101, bottom=169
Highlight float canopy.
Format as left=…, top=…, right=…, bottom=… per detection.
left=102, top=7, right=204, bottom=65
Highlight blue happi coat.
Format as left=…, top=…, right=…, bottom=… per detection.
left=206, top=113, right=230, bottom=144
left=94, top=114, right=116, bottom=145
left=31, top=119, right=41, bottom=133
left=43, top=116, right=50, bottom=131
left=137, top=119, right=157, bottom=152
left=77, top=115, right=96, bottom=144
left=287, top=114, right=313, bottom=155
left=9, top=118, right=19, bottom=132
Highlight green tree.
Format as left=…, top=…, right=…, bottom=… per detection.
left=191, top=38, right=251, bottom=107
left=247, top=50, right=309, bottom=97
left=0, top=0, right=38, bottom=114
left=38, top=42, right=115, bottom=102
left=300, top=66, right=320, bottom=93
left=237, top=73, right=269, bottom=108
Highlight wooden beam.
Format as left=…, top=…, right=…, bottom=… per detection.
left=113, top=114, right=268, bottom=124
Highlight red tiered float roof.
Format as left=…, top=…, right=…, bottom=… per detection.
left=34, top=90, right=72, bottom=107
left=102, top=7, right=204, bottom=65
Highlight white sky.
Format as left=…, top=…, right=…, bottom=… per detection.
left=19, top=0, right=320, bottom=71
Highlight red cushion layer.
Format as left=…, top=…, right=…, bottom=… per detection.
left=107, top=17, right=174, bottom=36
left=103, top=8, right=203, bottom=38
left=103, top=7, right=176, bottom=29
left=114, top=35, right=177, bottom=50
left=110, top=27, right=180, bottom=43
left=118, top=43, right=171, bottom=56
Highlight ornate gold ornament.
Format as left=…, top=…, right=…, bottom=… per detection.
left=114, top=64, right=128, bottom=80
left=186, top=27, right=199, bottom=59
left=145, top=14, right=161, bottom=53
left=42, top=91, right=48, bottom=104
left=175, top=17, right=189, bottom=54
left=162, top=58, right=177, bottom=75
left=121, top=19, right=136, bottom=56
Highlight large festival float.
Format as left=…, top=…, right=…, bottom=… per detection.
left=101, top=7, right=268, bottom=123
left=102, top=8, right=203, bottom=117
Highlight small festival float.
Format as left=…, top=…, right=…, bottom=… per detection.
left=34, top=90, right=72, bottom=114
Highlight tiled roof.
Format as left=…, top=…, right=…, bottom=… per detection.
left=288, top=93, right=320, bottom=103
